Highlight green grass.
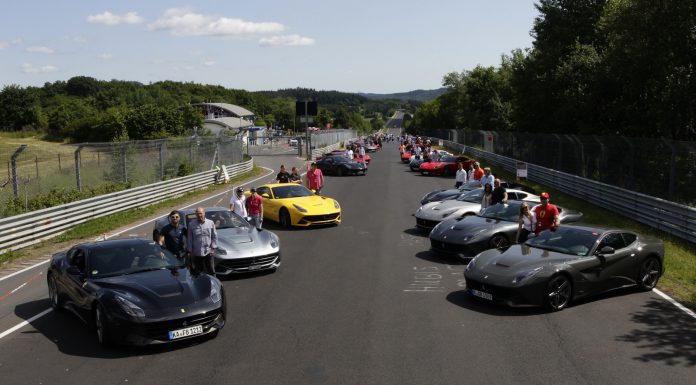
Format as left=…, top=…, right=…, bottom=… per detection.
left=0, top=249, right=25, bottom=265
left=461, top=150, right=696, bottom=308
left=56, top=166, right=263, bottom=242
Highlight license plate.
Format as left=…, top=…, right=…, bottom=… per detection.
left=422, top=171, right=429, bottom=175
left=471, top=289, right=493, bottom=301
left=168, top=325, right=203, bottom=340
left=249, top=264, right=261, bottom=270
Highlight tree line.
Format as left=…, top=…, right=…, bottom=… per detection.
left=414, top=0, right=696, bottom=141
left=0, top=79, right=418, bottom=143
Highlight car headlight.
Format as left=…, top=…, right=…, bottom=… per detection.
left=215, top=247, right=227, bottom=255
left=465, top=256, right=479, bottom=272
left=461, top=229, right=487, bottom=242
left=293, top=203, right=308, bottom=213
left=333, top=200, right=340, bottom=209
left=115, top=295, right=146, bottom=318
left=210, top=283, right=222, bottom=303
left=512, top=266, right=544, bottom=284
left=270, top=235, right=279, bottom=248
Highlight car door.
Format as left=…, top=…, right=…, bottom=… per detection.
left=62, top=247, right=93, bottom=319
left=256, top=186, right=278, bottom=221
left=576, top=232, right=634, bottom=295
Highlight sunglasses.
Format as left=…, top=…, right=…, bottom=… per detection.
left=170, top=215, right=179, bottom=219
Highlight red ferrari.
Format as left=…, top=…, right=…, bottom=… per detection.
left=419, top=155, right=475, bottom=176
left=401, top=152, right=412, bottom=163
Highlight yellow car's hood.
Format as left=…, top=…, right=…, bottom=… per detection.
left=284, top=195, right=338, bottom=213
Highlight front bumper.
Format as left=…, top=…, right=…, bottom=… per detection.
left=295, top=212, right=341, bottom=227
left=214, top=253, right=281, bottom=275
left=464, top=276, right=546, bottom=307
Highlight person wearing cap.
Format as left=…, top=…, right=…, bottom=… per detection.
left=158, top=210, right=187, bottom=258
left=306, top=162, right=324, bottom=194
left=533, top=192, right=560, bottom=235
left=245, top=188, right=263, bottom=229
left=230, top=187, right=248, bottom=217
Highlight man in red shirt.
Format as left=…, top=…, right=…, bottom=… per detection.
left=306, top=162, right=324, bottom=194
left=533, top=192, right=560, bottom=235
left=472, top=162, right=484, bottom=182
left=245, top=188, right=264, bottom=229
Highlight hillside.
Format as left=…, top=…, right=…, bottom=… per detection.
left=358, top=88, right=447, bottom=101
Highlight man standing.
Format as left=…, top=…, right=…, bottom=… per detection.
left=306, top=162, right=324, bottom=194
left=490, top=179, right=508, bottom=205
left=246, top=188, right=264, bottom=229
left=479, top=167, right=495, bottom=188
left=276, top=165, right=291, bottom=183
left=187, top=207, right=217, bottom=275
left=229, top=187, right=247, bottom=217
left=472, top=162, right=484, bottom=182
left=159, top=210, right=186, bottom=258
left=533, top=192, right=560, bottom=235
left=455, top=162, right=468, bottom=189
left=289, top=167, right=302, bottom=183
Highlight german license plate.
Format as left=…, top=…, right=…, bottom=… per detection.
left=249, top=264, right=261, bottom=270
left=168, top=325, right=203, bottom=340
left=471, top=289, right=493, bottom=301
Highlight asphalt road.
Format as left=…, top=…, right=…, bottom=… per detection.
left=0, top=138, right=694, bottom=385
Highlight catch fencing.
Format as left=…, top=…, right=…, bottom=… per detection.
left=426, top=136, right=696, bottom=244
left=0, top=159, right=253, bottom=254
left=1, top=137, right=243, bottom=217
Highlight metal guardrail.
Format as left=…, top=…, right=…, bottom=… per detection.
left=432, top=138, right=696, bottom=244
left=0, top=159, right=253, bottom=254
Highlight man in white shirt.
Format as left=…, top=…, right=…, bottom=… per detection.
left=229, top=187, right=248, bottom=217
left=455, top=162, right=468, bottom=188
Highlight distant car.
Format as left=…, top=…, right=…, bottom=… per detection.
left=288, top=138, right=298, bottom=146
left=252, top=183, right=341, bottom=227
left=47, top=238, right=226, bottom=346
left=153, top=208, right=281, bottom=275
left=401, top=152, right=412, bottom=163
left=463, top=225, right=664, bottom=311
left=419, top=155, right=476, bottom=177
left=315, top=155, right=367, bottom=176
left=365, top=143, right=379, bottom=152
left=325, top=149, right=371, bottom=164
left=429, top=200, right=583, bottom=258
left=415, top=189, right=540, bottom=230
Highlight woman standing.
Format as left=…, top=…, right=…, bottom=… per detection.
left=515, top=202, right=535, bottom=243
left=480, top=183, right=493, bottom=211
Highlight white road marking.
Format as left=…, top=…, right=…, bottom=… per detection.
left=653, top=288, right=696, bottom=319
left=0, top=168, right=275, bottom=340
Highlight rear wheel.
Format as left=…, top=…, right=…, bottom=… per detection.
left=279, top=209, right=292, bottom=228
left=47, top=274, right=63, bottom=311
left=95, top=304, right=112, bottom=346
left=489, top=234, right=510, bottom=249
left=545, top=275, right=572, bottom=311
left=637, top=257, right=661, bottom=291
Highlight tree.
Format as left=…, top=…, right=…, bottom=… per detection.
left=0, top=85, right=42, bottom=130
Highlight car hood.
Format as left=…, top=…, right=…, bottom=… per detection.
left=421, top=162, right=446, bottom=169
left=93, top=268, right=213, bottom=309
left=472, top=245, right=579, bottom=277
left=416, top=200, right=481, bottom=220
left=215, top=227, right=278, bottom=259
left=284, top=195, right=338, bottom=212
left=432, top=216, right=516, bottom=239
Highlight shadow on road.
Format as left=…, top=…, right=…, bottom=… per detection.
left=615, top=297, right=696, bottom=367
left=14, top=300, right=216, bottom=358
left=445, top=290, right=547, bottom=317
left=414, top=250, right=467, bottom=266
left=403, top=227, right=429, bottom=237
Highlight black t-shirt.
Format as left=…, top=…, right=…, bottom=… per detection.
left=491, top=187, right=507, bottom=205
left=161, top=223, right=186, bottom=256
left=276, top=171, right=291, bottom=183
left=289, top=173, right=301, bottom=182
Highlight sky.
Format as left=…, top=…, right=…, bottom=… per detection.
left=0, top=1, right=539, bottom=94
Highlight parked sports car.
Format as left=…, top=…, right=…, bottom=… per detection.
left=47, top=238, right=226, bottom=346
left=153, top=208, right=281, bottom=275
left=316, top=155, right=367, bottom=176
left=323, top=150, right=370, bottom=164
left=415, top=189, right=540, bottom=230
left=420, top=181, right=537, bottom=205
left=419, top=155, right=476, bottom=176
left=253, top=183, right=341, bottom=227
left=365, top=143, right=379, bottom=152
left=409, top=155, right=426, bottom=171
left=429, top=201, right=583, bottom=258
left=401, top=151, right=412, bottom=163
left=463, top=225, right=664, bottom=311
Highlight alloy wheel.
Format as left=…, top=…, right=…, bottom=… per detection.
left=638, top=257, right=661, bottom=291
left=545, top=275, right=572, bottom=311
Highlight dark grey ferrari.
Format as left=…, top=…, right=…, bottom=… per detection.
left=47, top=238, right=226, bottom=346
left=463, top=225, right=665, bottom=311
left=429, top=201, right=583, bottom=258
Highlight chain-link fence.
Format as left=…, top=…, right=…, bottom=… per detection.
left=428, top=128, right=696, bottom=206
left=1, top=137, right=243, bottom=217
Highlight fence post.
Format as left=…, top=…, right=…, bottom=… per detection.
left=74, top=145, right=84, bottom=191
left=122, top=143, right=128, bottom=183
left=11, top=145, right=28, bottom=198
left=158, top=140, right=165, bottom=181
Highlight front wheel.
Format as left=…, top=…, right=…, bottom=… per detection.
left=48, top=275, right=63, bottom=311
left=443, top=168, right=451, bottom=177
left=637, top=257, right=661, bottom=291
left=545, top=275, right=572, bottom=311
left=489, top=234, right=510, bottom=249
left=336, top=167, right=344, bottom=176
left=279, top=209, right=292, bottom=228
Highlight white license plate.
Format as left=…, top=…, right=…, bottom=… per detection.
left=422, top=171, right=429, bottom=175
left=168, top=325, right=203, bottom=340
left=471, top=289, right=493, bottom=301
left=249, top=264, right=261, bottom=270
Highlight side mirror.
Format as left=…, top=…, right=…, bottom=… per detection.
left=596, top=246, right=615, bottom=257
left=261, top=193, right=270, bottom=199
left=66, top=265, right=82, bottom=276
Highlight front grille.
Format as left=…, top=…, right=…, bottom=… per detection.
left=143, top=309, right=222, bottom=341
left=303, top=213, right=340, bottom=222
left=465, top=278, right=513, bottom=299
left=216, top=254, right=279, bottom=271
left=416, top=218, right=439, bottom=228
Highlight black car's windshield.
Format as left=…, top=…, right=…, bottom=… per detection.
left=479, top=203, right=519, bottom=221
left=456, top=188, right=484, bottom=203
left=89, top=243, right=183, bottom=278
left=526, top=227, right=600, bottom=256
left=272, top=184, right=314, bottom=199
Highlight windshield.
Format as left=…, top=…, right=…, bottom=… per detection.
left=479, top=203, right=519, bottom=221
left=271, top=184, right=314, bottom=199
left=89, top=243, right=183, bottom=278
left=184, top=210, right=250, bottom=229
left=441, top=156, right=457, bottom=162
left=456, top=188, right=484, bottom=203
left=526, top=227, right=600, bottom=256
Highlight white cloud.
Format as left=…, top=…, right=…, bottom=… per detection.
left=259, top=35, right=315, bottom=47
left=98, top=53, right=113, bottom=60
left=87, top=11, right=144, bottom=26
left=26, top=46, right=54, bottom=54
left=149, top=8, right=284, bottom=37
left=203, top=60, right=216, bottom=66
left=0, top=41, right=8, bottom=50
left=65, top=35, right=87, bottom=43
left=21, top=63, right=58, bottom=74
left=11, top=38, right=22, bottom=45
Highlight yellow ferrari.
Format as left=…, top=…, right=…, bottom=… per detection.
left=248, top=183, right=341, bottom=227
